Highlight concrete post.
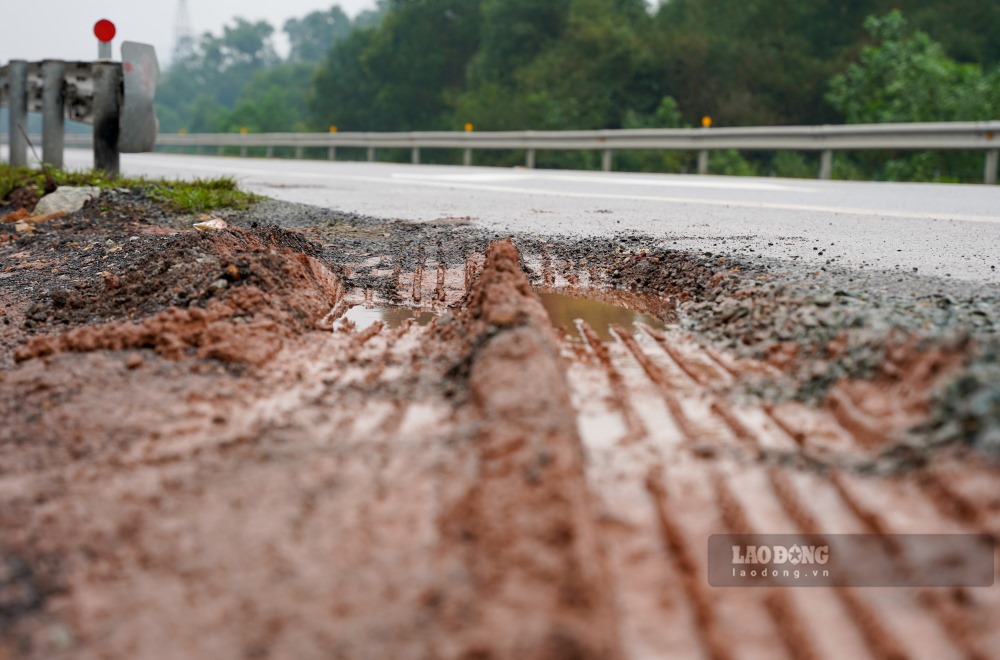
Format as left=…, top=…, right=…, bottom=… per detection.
left=819, top=150, right=834, bottom=180
left=411, top=147, right=420, bottom=164
left=7, top=60, right=29, bottom=167
left=41, top=60, right=66, bottom=169
left=697, top=150, right=709, bottom=175
left=92, top=62, right=121, bottom=176
left=601, top=149, right=613, bottom=172
left=367, top=146, right=375, bottom=162
left=985, top=150, right=998, bottom=185
left=526, top=148, right=536, bottom=169
left=463, top=148, right=472, bottom=167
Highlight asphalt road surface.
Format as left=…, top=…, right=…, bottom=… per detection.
left=51, top=148, right=1000, bottom=283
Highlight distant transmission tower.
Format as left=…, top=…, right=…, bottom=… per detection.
left=173, top=0, right=195, bottom=59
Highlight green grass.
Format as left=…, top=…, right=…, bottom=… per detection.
left=147, top=176, right=265, bottom=213
left=0, top=165, right=264, bottom=213
left=0, top=165, right=37, bottom=200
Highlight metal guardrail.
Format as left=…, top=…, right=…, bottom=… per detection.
left=151, top=121, right=1000, bottom=184
left=4, top=120, right=998, bottom=183
left=0, top=43, right=159, bottom=176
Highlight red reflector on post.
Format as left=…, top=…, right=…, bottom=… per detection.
left=94, top=19, right=117, bottom=43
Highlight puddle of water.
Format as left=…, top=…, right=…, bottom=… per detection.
left=537, top=291, right=668, bottom=342
left=339, top=305, right=437, bottom=331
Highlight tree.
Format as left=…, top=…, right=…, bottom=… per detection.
left=457, top=0, right=655, bottom=132
left=650, top=0, right=875, bottom=127
left=284, top=7, right=352, bottom=63
left=355, top=0, right=391, bottom=29
left=157, top=18, right=279, bottom=131
left=467, top=0, right=571, bottom=87
left=895, top=0, right=1000, bottom=67
left=311, top=0, right=483, bottom=131
left=216, top=64, right=314, bottom=133
left=219, top=18, right=278, bottom=69
left=617, top=96, right=695, bottom=173
left=826, top=10, right=1000, bottom=181
left=827, top=10, right=1000, bottom=124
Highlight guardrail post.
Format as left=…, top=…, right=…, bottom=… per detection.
left=463, top=148, right=472, bottom=167
left=328, top=146, right=336, bottom=161
left=240, top=145, right=247, bottom=157
left=295, top=146, right=303, bottom=159
left=526, top=148, right=536, bottom=169
left=697, top=150, right=709, bottom=175
left=266, top=146, right=274, bottom=158
left=367, top=146, right=375, bottom=162
left=411, top=147, right=420, bottom=164
left=92, top=61, right=122, bottom=177
left=985, top=150, right=998, bottom=185
left=819, top=150, right=834, bottom=180
left=41, top=60, right=66, bottom=169
left=601, top=149, right=613, bottom=172
left=7, top=60, right=29, bottom=167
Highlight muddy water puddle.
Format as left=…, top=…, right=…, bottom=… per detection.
left=537, top=291, right=671, bottom=341
left=335, top=289, right=673, bottom=339
left=339, top=305, right=438, bottom=331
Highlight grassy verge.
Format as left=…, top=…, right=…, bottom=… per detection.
left=146, top=176, right=265, bottom=213
left=0, top=165, right=264, bottom=214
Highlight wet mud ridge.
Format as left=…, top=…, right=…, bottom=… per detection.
left=2, top=195, right=1000, bottom=658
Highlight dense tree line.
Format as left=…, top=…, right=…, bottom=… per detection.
left=155, top=0, right=1000, bottom=181
left=157, top=4, right=384, bottom=134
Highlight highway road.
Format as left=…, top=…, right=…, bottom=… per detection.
left=47, top=148, right=1000, bottom=283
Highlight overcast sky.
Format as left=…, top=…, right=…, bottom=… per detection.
left=0, top=1, right=377, bottom=65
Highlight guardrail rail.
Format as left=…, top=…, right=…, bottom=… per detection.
left=147, top=121, right=1000, bottom=184
left=4, top=117, right=997, bottom=183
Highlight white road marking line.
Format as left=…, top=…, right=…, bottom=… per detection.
left=542, top=173, right=809, bottom=192
left=392, top=171, right=808, bottom=192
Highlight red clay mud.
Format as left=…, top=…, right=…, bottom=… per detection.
left=438, top=240, right=622, bottom=658
left=2, top=214, right=999, bottom=659
left=13, top=227, right=341, bottom=366
left=823, top=336, right=968, bottom=451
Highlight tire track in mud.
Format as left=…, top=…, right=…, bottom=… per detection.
left=713, top=467, right=907, bottom=660
left=614, top=326, right=699, bottom=444
left=552, top=290, right=1000, bottom=659
left=578, top=320, right=647, bottom=445
left=644, top=470, right=733, bottom=660
left=437, top=240, right=624, bottom=658
left=412, top=244, right=425, bottom=303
